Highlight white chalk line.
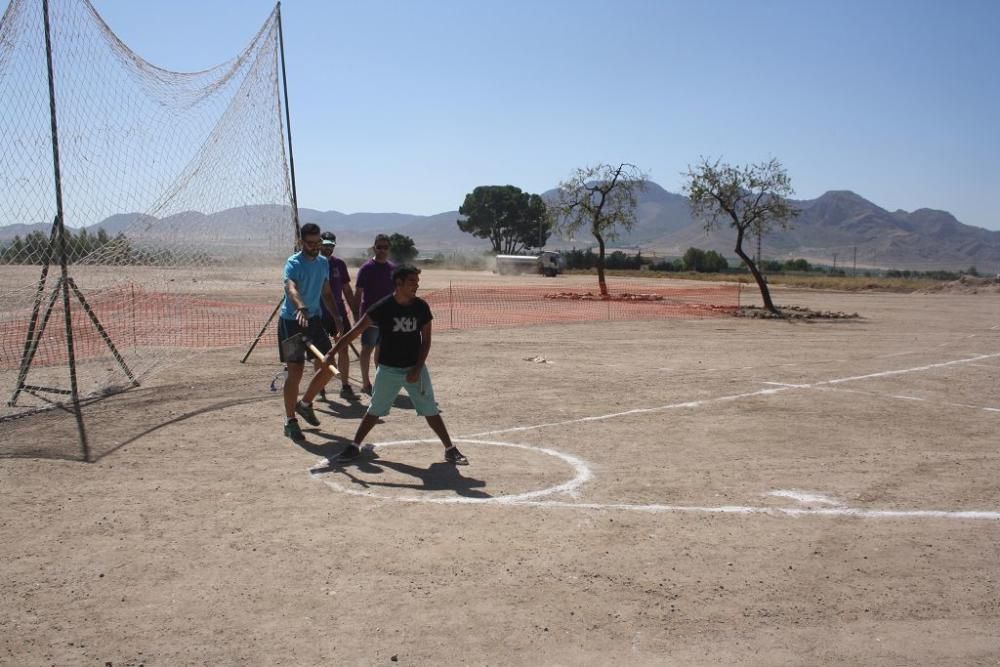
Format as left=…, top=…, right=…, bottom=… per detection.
left=311, top=352, right=1000, bottom=521
left=782, top=385, right=1000, bottom=414
left=466, top=352, right=1000, bottom=439
left=312, top=441, right=1000, bottom=521
left=315, top=439, right=591, bottom=503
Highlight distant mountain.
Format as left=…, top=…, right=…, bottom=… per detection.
left=2, top=184, right=998, bottom=270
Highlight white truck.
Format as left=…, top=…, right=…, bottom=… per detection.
left=495, top=251, right=564, bottom=277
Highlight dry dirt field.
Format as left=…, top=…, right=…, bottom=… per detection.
left=2, top=269, right=999, bottom=665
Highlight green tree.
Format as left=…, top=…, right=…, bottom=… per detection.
left=387, top=233, right=418, bottom=263
left=683, top=157, right=799, bottom=314
left=554, top=162, right=647, bottom=296
left=704, top=250, right=728, bottom=272
left=457, top=185, right=551, bottom=254
left=683, top=247, right=706, bottom=272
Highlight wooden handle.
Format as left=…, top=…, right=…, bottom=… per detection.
left=306, top=341, right=340, bottom=377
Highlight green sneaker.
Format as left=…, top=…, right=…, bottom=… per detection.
left=284, top=419, right=304, bottom=441
left=295, top=400, right=320, bottom=426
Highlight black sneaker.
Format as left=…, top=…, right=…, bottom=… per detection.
left=335, top=444, right=361, bottom=462
left=444, top=446, right=469, bottom=465
left=339, top=385, right=359, bottom=400
left=284, top=419, right=304, bottom=441
left=295, top=400, right=320, bottom=426
left=319, top=388, right=327, bottom=401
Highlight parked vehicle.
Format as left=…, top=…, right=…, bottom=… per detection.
left=495, top=251, right=564, bottom=277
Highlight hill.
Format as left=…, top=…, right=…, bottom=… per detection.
left=2, top=184, right=998, bottom=271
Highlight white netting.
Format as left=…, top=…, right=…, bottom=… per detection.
left=0, top=0, right=295, bottom=439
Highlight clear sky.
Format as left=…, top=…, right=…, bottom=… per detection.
left=92, top=0, right=1000, bottom=230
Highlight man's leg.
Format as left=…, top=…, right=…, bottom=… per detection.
left=334, top=313, right=355, bottom=397
left=339, top=346, right=352, bottom=392
left=426, top=415, right=469, bottom=464
left=303, top=365, right=336, bottom=404
left=360, top=345, right=374, bottom=392
left=282, top=362, right=306, bottom=440
left=283, top=362, right=305, bottom=418
left=425, top=414, right=453, bottom=449
left=353, top=413, right=380, bottom=446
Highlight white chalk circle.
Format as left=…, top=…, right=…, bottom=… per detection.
left=313, top=438, right=592, bottom=505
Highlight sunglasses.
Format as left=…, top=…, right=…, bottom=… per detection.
left=374, top=245, right=389, bottom=250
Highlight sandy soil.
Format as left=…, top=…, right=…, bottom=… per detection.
left=2, top=269, right=999, bottom=665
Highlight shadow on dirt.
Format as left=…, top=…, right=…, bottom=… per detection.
left=310, top=456, right=490, bottom=499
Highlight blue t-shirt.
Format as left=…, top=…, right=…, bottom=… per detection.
left=280, top=252, right=329, bottom=320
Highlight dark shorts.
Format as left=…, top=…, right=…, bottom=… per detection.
left=361, top=324, right=381, bottom=348
left=321, top=303, right=350, bottom=337
left=278, top=316, right=332, bottom=363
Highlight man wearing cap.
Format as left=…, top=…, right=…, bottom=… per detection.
left=318, top=231, right=358, bottom=400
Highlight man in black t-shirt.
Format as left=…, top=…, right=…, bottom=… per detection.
left=323, top=265, right=468, bottom=465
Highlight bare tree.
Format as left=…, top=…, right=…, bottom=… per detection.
left=554, top=162, right=647, bottom=296
left=683, top=157, right=799, bottom=314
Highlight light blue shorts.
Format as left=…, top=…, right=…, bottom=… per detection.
left=368, top=365, right=439, bottom=417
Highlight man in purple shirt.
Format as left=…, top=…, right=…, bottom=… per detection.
left=319, top=231, right=358, bottom=400
left=353, top=233, right=396, bottom=394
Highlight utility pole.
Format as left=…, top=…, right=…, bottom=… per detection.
left=832, top=252, right=838, bottom=272
left=852, top=246, right=857, bottom=277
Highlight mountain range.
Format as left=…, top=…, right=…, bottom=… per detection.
left=2, top=183, right=998, bottom=271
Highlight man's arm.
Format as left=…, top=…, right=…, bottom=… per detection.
left=285, top=278, right=309, bottom=326
left=321, top=281, right=338, bottom=322
left=342, top=283, right=357, bottom=319
left=406, top=321, right=432, bottom=383
left=326, top=313, right=372, bottom=363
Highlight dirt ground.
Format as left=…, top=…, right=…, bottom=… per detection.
left=2, top=269, right=999, bottom=666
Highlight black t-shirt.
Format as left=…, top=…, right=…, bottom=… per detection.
left=366, top=295, right=433, bottom=368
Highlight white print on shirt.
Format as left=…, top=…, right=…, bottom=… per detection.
left=392, top=316, right=419, bottom=333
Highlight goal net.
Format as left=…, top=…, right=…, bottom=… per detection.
left=0, top=0, right=295, bottom=456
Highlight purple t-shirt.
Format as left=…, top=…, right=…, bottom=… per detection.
left=321, top=255, right=351, bottom=319
left=356, top=258, right=396, bottom=315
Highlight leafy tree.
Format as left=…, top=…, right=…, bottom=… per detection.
left=704, top=250, right=728, bottom=272
left=387, top=232, right=418, bottom=263
left=682, top=247, right=728, bottom=272
left=554, top=162, right=647, bottom=296
left=457, top=185, right=551, bottom=254
left=682, top=247, right=706, bottom=272
left=683, top=157, right=798, bottom=314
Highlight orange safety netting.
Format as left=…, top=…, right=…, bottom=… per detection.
left=422, top=281, right=739, bottom=330
left=1, top=280, right=739, bottom=369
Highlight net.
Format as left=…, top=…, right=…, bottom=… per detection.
left=0, top=0, right=295, bottom=452
left=423, top=279, right=739, bottom=330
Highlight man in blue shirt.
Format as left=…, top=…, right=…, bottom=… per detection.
left=278, top=222, right=341, bottom=441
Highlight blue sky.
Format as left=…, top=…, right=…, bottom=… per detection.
left=93, top=0, right=1000, bottom=230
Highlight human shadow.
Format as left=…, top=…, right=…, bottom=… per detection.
left=316, top=398, right=368, bottom=419
left=315, top=457, right=490, bottom=499
left=295, top=432, right=357, bottom=460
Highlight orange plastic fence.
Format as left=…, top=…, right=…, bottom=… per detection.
left=423, top=281, right=739, bottom=330
left=0, top=280, right=739, bottom=369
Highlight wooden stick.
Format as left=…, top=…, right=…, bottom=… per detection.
left=304, top=340, right=340, bottom=377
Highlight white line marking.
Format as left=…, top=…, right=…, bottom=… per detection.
left=767, top=490, right=844, bottom=506
left=311, top=352, right=1000, bottom=521
left=311, top=441, right=1000, bottom=520
left=469, top=353, right=1000, bottom=439
left=816, top=352, right=1000, bottom=386
left=314, top=439, right=592, bottom=503
left=811, top=386, right=1000, bottom=413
